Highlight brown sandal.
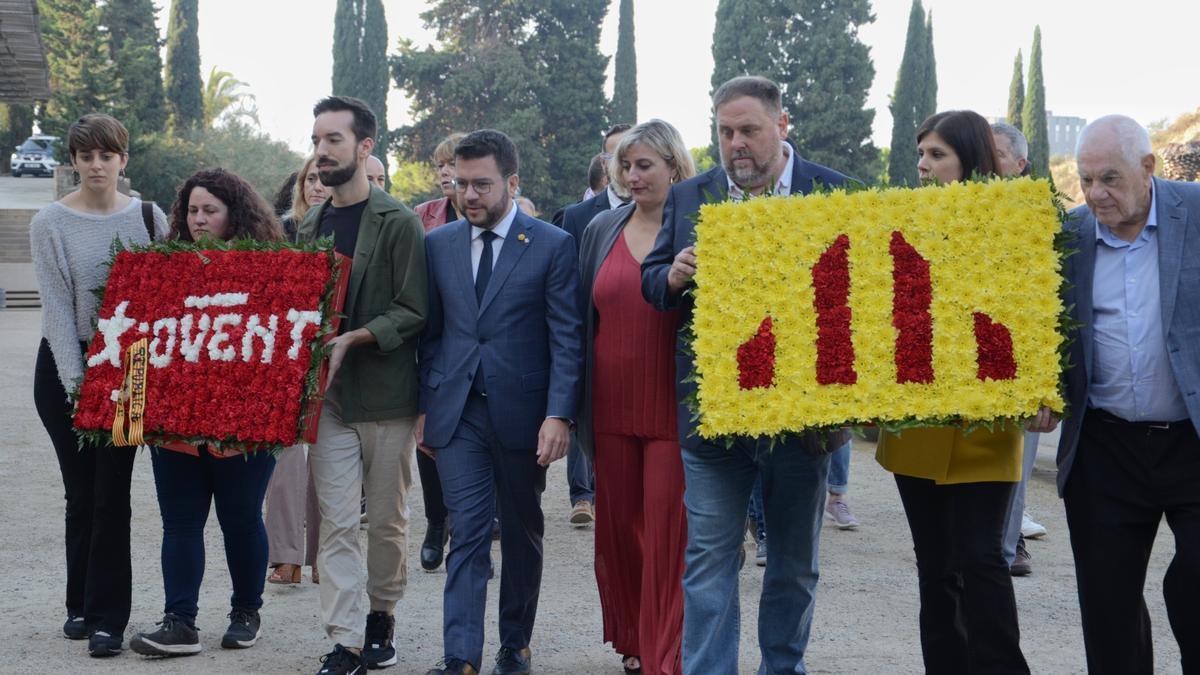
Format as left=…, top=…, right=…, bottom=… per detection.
left=268, top=563, right=301, bottom=584
left=311, top=566, right=320, bottom=584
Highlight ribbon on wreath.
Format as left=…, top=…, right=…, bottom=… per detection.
left=112, top=338, right=149, bottom=446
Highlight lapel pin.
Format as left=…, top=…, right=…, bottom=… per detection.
left=518, top=233, right=528, bottom=244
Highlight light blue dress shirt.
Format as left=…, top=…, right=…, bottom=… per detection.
left=1089, top=186, right=1189, bottom=422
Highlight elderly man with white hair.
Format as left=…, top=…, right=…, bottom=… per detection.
left=1054, top=114, right=1200, bottom=674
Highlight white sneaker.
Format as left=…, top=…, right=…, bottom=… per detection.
left=1021, top=512, right=1047, bottom=539
left=825, top=498, right=859, bottom=530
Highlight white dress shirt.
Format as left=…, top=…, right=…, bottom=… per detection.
left=471, top=200, right=518, bottom=280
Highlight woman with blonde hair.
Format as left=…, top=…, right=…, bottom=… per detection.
left=578, top=119, right=696, bottom=675
left=281, top=155, right=330, bottom=240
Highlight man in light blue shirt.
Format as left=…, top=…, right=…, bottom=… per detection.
left=1055, top=114, right=1200, bottom=675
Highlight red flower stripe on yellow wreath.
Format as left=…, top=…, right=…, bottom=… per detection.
left=689, top=177, right=1067, bottom=439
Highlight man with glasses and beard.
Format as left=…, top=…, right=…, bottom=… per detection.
left=416, top=129, right=583, bottom=675
left=641, top=76, right=854, bottom=674
left=299, top=96, right=428, bottom=675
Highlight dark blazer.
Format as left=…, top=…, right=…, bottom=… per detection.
left=1055, top=177, right=1200, bottom=494
left=559, top=189, right=615, bottom=249
left=640, top=154, right=854, bottom=451
left=576, top=203, right=637, bottom=459
left=419, top=209, right=584, bottom=450
left=298, top=185, right=427, bottom=423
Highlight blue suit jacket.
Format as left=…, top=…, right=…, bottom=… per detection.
left=558, top=190, right=614, bottom=250
left=419, top=210, right=584, bottom=450
left=641, top=155, right=855, bottom=450
left=1056, top=177, right=1200, bottom=494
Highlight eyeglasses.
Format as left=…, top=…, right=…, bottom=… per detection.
left=452, top=178, right=507, bottom=194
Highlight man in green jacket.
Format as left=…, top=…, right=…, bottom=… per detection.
left=299, top=96, right=427, bottom=675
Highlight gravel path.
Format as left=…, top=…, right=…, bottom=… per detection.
left=0, top=313, right=1182, bottom=673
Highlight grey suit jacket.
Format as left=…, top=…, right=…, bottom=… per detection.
left=576, top=203, right=638, bottom=459
left=1056, top=177, right=1200, bottom=495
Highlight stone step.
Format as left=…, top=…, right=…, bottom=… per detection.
left=2, top=289, right=40, bottom=309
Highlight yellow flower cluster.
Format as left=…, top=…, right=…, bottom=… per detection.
left=691, top=177, right=1066, bottom=438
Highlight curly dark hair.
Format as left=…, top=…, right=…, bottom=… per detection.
left=170, top=168, right=285, bottom=243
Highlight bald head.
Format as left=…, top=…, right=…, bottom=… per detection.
left=366, top=155, right=386, bottom=189
left=1075, top=115, right=1155, bottom=236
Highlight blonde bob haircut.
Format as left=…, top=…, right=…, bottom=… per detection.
left=608, top=119, right=696, bottom=198
left=290, top=155, right=321, bottom=223
left=432, top=132, right=467, bottom=165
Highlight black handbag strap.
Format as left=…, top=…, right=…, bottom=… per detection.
left=142, top=200, right=156, bottom=241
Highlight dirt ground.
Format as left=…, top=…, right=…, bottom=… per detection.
left=0, top=312, right=1183, bottom=674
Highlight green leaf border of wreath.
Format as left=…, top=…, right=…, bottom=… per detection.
left=69, top=235, right=344, bottom=456
left=678, top=175, right=1080, bottom=451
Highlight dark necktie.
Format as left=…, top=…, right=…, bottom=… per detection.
left=475, top=230, right=497, bottom=303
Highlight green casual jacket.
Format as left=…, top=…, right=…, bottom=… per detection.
left=299, top=185, right=428, bottom=423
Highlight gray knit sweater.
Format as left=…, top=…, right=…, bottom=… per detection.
left=29, top=198, right=169, bottom=391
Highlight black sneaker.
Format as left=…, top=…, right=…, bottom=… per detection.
left=221, top=608, right=262, bottom=649
left=63, top=614, right=88, bottom=640
left=362, top=611, right=396, bottom=669
left=87, top=629, right=123, bottom=657
left=130, top=613, right=200, bottom=657
left=318, top=644, right=365, bottom=674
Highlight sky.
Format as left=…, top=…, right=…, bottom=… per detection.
left=169, top=0, right=1200, bottom=156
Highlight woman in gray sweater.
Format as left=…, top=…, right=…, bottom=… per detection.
left=29, top=114, right=167, bottom=658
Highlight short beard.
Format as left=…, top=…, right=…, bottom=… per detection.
left=720, top=150, right=770, bottom=191
left=317, top=161, right=357, bottom=187
left=465, top=188, right=510, bottom=229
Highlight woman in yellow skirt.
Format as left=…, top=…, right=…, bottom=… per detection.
left=877, top=109, right=1032, bottom=675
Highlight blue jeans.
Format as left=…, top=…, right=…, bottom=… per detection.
left=1002, top=431, right=1040, bottom=564
left=828, top=440, right=851, bottom=495
left=681, top=437, right=830, bottom=675
left=566, top=431, right=594, bottom=505
left=150, top=448, right=275, bottom=623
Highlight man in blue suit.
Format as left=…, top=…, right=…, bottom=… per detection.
left=552, top=123, right=631, bottom=527
left=1054, top=115, right=1200, bottom=675
left=641, top=76, right=851, bottom=674
left=416, top=129, right=583, bottom=675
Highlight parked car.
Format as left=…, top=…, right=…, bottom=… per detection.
left=10, top=135, right=59, bottom=177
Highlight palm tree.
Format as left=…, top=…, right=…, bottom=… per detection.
left=202, top=67, right=260, bottom=128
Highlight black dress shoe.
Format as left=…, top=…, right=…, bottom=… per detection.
left=421, top=520, right=448, bottom=571
left=492, top=646, right=531, bottom=675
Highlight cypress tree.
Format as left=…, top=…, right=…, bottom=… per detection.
left=529, top=0, right=610, bottom=209
left=164, top=0, right=203, bottom=135
left=611, top=0, right=637, bottom=125
left=1023, top=26, right=1050, bottom=175
left=362, top=0, right=390, bottom=175
left=331, top=0, right=390, bottom=181
left=332, top=0, right=363, bottom=97
left=1006, top=50, right=1024, bottom=131
left=102, top=0, right=167, bottom=135
left=886, top=0, right=928, bottom=186
left=38, top=0, right=120, bottom=149
left=708, top=0, right=878, bottom=181
left=921, top=11, right=937, bottom=121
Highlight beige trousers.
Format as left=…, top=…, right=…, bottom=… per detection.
left=309, top=392, right=415, bottom=648
left=264, top=445, right=320, bottom=567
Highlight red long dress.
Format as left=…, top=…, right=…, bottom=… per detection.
left=591, top=232, right=686, bottom=675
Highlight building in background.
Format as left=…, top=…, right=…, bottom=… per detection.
left=990, top=111, right=1087, bottom=158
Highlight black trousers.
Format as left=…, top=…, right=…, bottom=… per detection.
left=1064, top=409, right=1200, bottom=675
left=33, top=339, right=135, bottom=634
left=417, top=446, right=447, bottom=525
left=895, top=474, right=1029, bottom=675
